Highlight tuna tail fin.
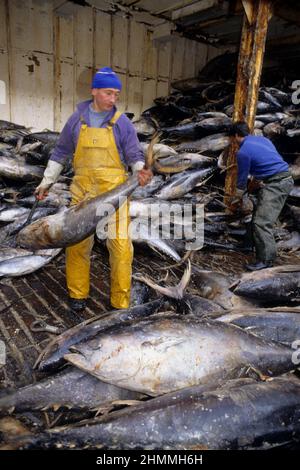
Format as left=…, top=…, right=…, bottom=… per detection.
left=146, top=132, right=161, bottom=169
left=133, top=260, right=191, bottom=300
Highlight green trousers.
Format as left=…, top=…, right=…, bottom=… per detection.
left=252, top=174, right=294, bottom=263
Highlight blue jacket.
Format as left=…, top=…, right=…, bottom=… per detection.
left=237, top=135, right=289, bottom=190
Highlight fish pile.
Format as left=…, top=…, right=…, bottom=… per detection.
left=1, top=54, right=300, bottom=448
left=0, top=121, right=61, bottom=168
left=130, top=61, right=300, bottom=256
left=1, top=118, right=215, bottom=266
left=1, top=262, right=300, bottom=449
left=0, top=121, right=74, bottom=275
left=1, top=49, right=300, bottom=269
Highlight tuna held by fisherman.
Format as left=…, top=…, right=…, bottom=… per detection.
left=34, top=67, right=152, bottom=312
left=229, top=121, right=294, bottom=271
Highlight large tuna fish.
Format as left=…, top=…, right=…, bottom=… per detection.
left=154, top=153, right=215, bottom=174
left=182, top=263, right=258, bottom=310
left=64, top=313, right=295, bottom=396
left=161, top=116, right=232, bottom=140
left=0, top=205, right=31, bottom=222
left=36, top=299, right=163, bottom=372
left=212, top=307, right=300, bottom=346
left=140, top=142, right=177, bottom=159
left=232, top=265, right=300, bottom=303
left=154, top=167, right=215, bottom=200
left=0, top=247, right=62, bottom=277
left=129, top=221, right=181, bottom=262
left=12, top=375, right=300, bottom=450
left=175, top=133, right=230, bottom=154
left=16, top=130, right=158, bottom=251
left=0, top=156, right=44, bottom=181
left=16, top=175, right=140, bottom=250
left=0, top=207, right=57, bottom=245
left=0, top=367, right=145, bottom=413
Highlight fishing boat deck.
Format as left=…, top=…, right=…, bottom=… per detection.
left=0, top=244, right=299, bottom=389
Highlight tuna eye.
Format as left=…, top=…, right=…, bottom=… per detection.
left=91, top=340, right=101, bottom=350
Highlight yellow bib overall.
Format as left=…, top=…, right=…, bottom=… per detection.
left=65, top=111, right=133, bottom=309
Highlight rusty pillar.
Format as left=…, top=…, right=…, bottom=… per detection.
left=224, top=0, right=273, bottom=207
left=246, top=0, right=273, bottom=129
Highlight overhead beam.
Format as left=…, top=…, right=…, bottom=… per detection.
left=183, top=15, right=232, bottom=31
left=171, top=0, right=221, bottom=21
left=155, top=0, right=197, bottom=16
left=224, top=0, right=273, bottom=207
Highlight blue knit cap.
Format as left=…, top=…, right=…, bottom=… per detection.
left=92, top=67, right=122, bottom=90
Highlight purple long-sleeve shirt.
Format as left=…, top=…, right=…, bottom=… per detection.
left=50, top=100, right=144, bottom=168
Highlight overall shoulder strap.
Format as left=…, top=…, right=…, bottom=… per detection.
left=107, top=111, right=122, bottom=127
left=79, top=115, right=88, bottom=127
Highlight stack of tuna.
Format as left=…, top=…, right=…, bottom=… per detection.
left=1, top=52, right=300, bottom=268
left=0, top=121, right=74, bottom=276
left=1, top=54, right=300, bottom=450
left=1, top=83, right=300, bottom=274
left=0, top=261, right=300, bottom=449
left=130, top=71, right=300, bottom=255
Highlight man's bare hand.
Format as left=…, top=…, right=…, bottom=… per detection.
left=137, top=168, right=153, bottom=186
left=34, top=186, right=49, bottom=201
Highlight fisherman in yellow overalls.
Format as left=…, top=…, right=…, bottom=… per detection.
left=35, top=67, right=152, bottom=312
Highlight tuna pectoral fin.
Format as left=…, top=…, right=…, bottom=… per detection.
left=64, top=352, right=89, bottom=372
left=142, top=337, right=185, bottom=352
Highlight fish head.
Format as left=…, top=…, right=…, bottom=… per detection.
left=16, top=211, right=65, bottom=250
